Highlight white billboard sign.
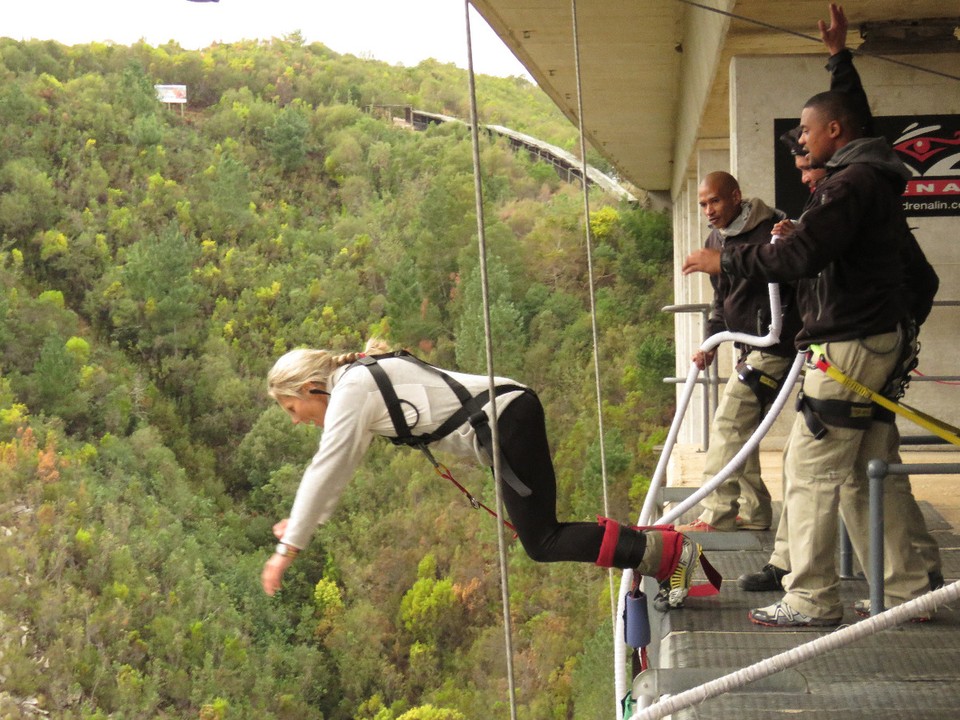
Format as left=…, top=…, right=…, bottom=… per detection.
left=155, top=85, right=187, bottom=104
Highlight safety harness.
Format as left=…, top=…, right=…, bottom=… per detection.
left=345, top=351, right=533, bottom=525
left=799, top=342, right=960, bottom=446
left=735, top=358, right=787, bottom=417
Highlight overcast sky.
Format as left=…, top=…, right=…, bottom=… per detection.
left=3, top=0, right=531, bottom=79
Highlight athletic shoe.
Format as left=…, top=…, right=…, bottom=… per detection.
left=652, top=534, right=699, bottom=612
left=749, top=601, right=841, bottom=627
left=929, top=570, right=945, bottom=591
left=675, top=519, right=722, bottom=533
left=852, top=598, right=930, bottom=622
left=737, top=564, right=788, bottom=592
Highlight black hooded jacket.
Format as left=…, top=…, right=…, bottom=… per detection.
left=704, top=198, right=801, bottom=357
left=720, top=137, right=939, bottom=348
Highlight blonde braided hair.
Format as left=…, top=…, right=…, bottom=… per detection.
left=267, top=338, right=393, bottom=400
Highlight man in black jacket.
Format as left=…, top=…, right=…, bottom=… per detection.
left=676, top=171, right=800, bottom=534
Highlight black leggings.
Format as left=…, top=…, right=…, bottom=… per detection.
left=497, top=390, right=646, bottom=567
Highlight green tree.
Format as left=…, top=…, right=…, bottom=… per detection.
left=0, top=158, right=58, bottom=240
left=398, top=554, right=462, bottom=647
left=397, top=705, right=466, bottom=720
left=267, top=104, right=311, bottom=172
left=0, top=36, right=677, bottom=720
left=454, top=258, right=525, bottom=377
left=106, top=223, right=204, bottom=364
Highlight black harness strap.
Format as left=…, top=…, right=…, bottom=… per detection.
left=735, top=360, right=785, bottom=416
left=796, top=390, right=894, bottom=439
left=356, top=355, right=414, bottom=441
left=349, top=351, right=532, bottom=497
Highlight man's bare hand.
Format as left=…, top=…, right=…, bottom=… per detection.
left=692, top=349, right=716, bottom=371
left=819, top=3, right=848, bottom=56
left=682, top=248, right=722, bottom=275
left=772, top=219, right=797, bottom=239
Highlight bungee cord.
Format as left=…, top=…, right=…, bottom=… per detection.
left=676, top=0, right=960, bottom=82
left=637, top=239, right=785, bottom=526
left=653, top=352, right=804, bottom=527
left=463, top=4, right=519, bottom=718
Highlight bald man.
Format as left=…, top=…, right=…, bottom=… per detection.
left=677, top=172, right=801, bottom=534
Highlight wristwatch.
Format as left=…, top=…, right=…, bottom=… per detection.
left=275, top=542, right=300, bottom=558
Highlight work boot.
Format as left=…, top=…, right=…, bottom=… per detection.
left=737, top=563, right=787, bottom=592
left=735, top=515, right=771, bottom=531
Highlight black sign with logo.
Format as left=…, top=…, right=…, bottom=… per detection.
left=774, top=114, right=960, bottom=218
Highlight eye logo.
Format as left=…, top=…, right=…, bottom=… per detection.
left=892, top=123, right=960, bottom=175
left=880, top=115, right=960, bottom=215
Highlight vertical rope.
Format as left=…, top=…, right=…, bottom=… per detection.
left=569, top=0, right=619, bottom=708
left=464, top=4, right=518, bottom=718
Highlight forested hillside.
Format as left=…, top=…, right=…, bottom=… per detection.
left=0, top=34, right=675, bottom=719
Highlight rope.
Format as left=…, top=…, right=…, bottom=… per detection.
left=568, top=0, right=618, bottom=641
left=619, top=237, right=792, bottom=713
left=630, top=580, right=960, bottom=720
left=637, top=237, right=786, bottom=527
left=420, top=447, right=517, bottom=532
left=675, top=0, right=960, bottom=82
left=464, top=4, right=518, bottom=718
left=614, top=352, right=805, bottom=714
left=655, top=352, right=805, bottom=527
left=566, top=2, right=622, bottom=713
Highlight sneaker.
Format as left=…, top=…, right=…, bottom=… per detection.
left=735, top=516, right=771, bottom=531
left=675, top=519, right=721, bottom=533
left=749, top=601, right=841, bottom=627
left=652, top=534, right=699, bottom=612
left=929, top=570, right=945, bottom=591
left=737, top=564, right=788, bottom=592
left=852, top=598, right=930, bottom=622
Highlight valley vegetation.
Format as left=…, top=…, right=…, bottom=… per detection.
left=0, top=32, right=675, bottom=719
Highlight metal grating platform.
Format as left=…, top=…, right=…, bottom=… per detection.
left=646, top=501, right=960, bottom=719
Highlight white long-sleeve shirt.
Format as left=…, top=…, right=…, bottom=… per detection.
left=280, top=357, right=527, bottom=549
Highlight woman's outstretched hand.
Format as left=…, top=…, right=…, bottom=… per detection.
left=261, top=518, right=294, bottom=596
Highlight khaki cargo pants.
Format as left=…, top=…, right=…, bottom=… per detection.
left=698, top=350, right=793, bottom=530
left=781, top=331, right=930, bottom=619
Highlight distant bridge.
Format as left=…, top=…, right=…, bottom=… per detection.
left=364, top=105, right=639, bottom=204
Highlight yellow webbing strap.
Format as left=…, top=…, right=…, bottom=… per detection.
left=807, top=343, right=960, bottom=446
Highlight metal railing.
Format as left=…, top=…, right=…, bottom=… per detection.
left=865, top=457, right=960, bottom=615
left=661, top=303, right=718, bottom=451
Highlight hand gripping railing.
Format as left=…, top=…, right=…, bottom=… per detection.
left=614, top=235, right=803, bottom=717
